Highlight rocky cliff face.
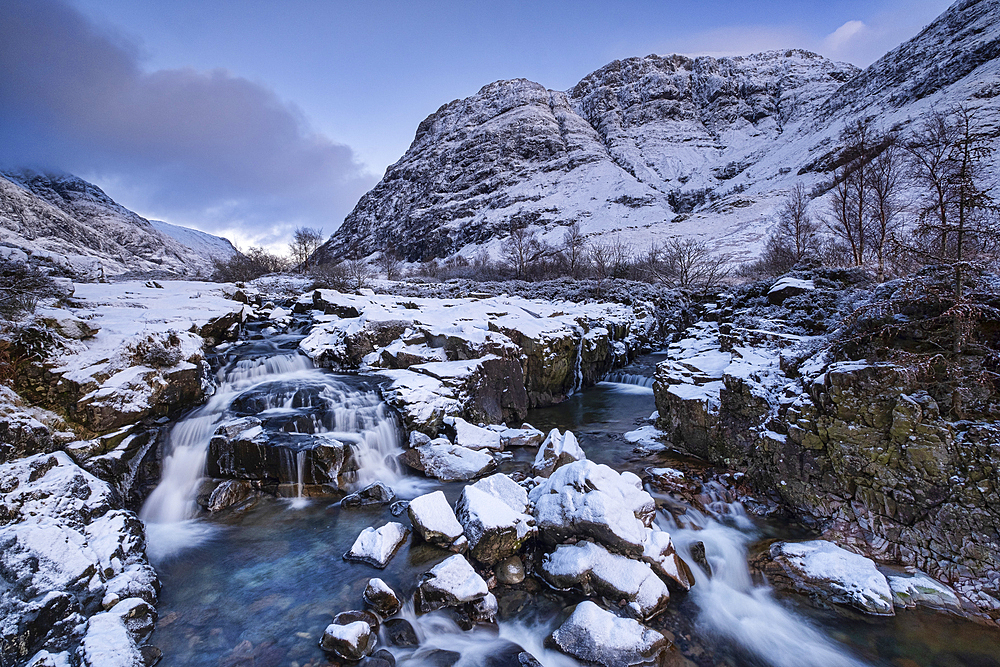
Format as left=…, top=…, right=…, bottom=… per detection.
left=316, top=0, right=1000, bottom=266
left=653, top=267, right=1000, bottom=620
left=0, top=170, right=235, bottom=279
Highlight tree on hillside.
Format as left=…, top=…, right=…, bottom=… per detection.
left=562, top=222, right=588, bottom=279
left=770, top=183, right=820, bottom=268
left=865, top=136, right=906, bottom=282
left=289, top=227, right=325, bottom=272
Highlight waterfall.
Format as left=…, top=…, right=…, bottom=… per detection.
left=602, top=371, right=655, bottom=388
left=141, top=346, right=408, bottom=559
left=571, top=326, right=584, bottom=395
left=657, top=485, right=871, bottom=667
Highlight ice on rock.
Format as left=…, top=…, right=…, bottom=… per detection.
left=551, top=600, right=669, bottom=667
left=343, top=522, right=409, bottom=569
left=531, top=428, right=586, bottom=477
left=529, top=460, right=655, bottom=555
left=444, top=416, right=503, bottom=450
left=407, top=490, right=468, bottom=552
left=769, top=540, right=894, bottom=615
left=417, top=554, right=489, bottom=612
left=455, top=483, right=536, bottom=565
left=541, top=541, right=671, bottom=620
left=884, top=569, right=962, bottom=612
left=399, top=441, right=496, bottom=482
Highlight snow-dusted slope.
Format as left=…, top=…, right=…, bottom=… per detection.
left=317, top=0, right=999, bottom=265
left=151, top=219, right=238, bottom=261
left=0, top=170, right=232, bottom=279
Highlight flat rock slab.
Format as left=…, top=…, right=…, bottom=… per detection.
left=551, top=600, right=668, bottom=666
left=400, top=442, right=496, bottom=482
left=343, top=522, right=409, bottom=569
left=766, top=540, right=894, bottom=615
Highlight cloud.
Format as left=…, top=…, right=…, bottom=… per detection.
left=822, top=20, right=870, bottom=59
left=0, top=0, right=375, bottom=247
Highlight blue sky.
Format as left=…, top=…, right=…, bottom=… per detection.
left=1, top=0, right=953, bottom=250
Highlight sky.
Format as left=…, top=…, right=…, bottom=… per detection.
left=0, top=0, right=954, bottom=253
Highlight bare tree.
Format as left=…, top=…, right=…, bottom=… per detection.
left=826, top=120, right=880, bottom=266
left=289, top=227, right=325, bottom=272
left=773, top=183, right=820, bottom=263
left=377, top=249, right=403, bottom=280
left=501, top=223, right=552, bottom=279
left=865, top=137, right=906, bottom=282
left=659, top=238, right=730, bottom=291
left=562, top=222, right=588, bottom=278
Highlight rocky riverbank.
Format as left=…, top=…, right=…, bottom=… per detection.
left=654, top=265, right=1000, bottom=622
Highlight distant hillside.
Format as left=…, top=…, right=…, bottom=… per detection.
left=0, top=169, right=235, bottom=280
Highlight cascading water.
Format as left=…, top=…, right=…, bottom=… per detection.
left=601, top=371, right=655, bottom=388
left=141, top=338, right=410, bottom=561
left=657, top=485, right=871, bottom=667
left=571, top=325, right=584, bottom=395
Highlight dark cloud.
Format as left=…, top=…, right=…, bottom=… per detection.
left=0, top=0, right=375, bottom=244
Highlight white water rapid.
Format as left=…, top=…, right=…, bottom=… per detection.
left=141, top=349, right=408, bottom=561
left=658, top=485, right=871, bottom=667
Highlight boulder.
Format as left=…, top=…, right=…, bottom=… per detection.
left=343, top=523, right=409, bottom=569
left=528, top=460, right=655, bottom=556
left=495, top=424, right=545, bottom=448
left=495, top=556, right=525, bottom=585
left=399, top=441, right=496, bottom=482
left=206, top=479, right=256, bottom=512
left=381, top=618, right=419, bottom=647
left=444, top=416, right=503, bottom=450
left=550, top=600, right=669, bottom=667
left=342, top=482, right=396, bottom=508
left=540, top=541, right=670, bottom=620
left=417, top=554, right=489, bottom=612
left=764, top=540, right=894, bottom=615
left=455, top=483, right=535, bottom=565
left=78, top=611, right=144, bottom=667
left=883, top=568, right=962, bottom=612
left=531, top=428, right=585, bottom=477
left=766, top=276, right=815, bottom=305
left=407, top=490, right=468, bottom=552
left=319, top=619, right=377, bottom=661
left=364, top=578, right=401, bottom=617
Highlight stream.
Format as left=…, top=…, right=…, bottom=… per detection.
left=139, top=328, right=1000, bottom=667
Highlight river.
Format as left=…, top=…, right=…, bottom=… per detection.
left=139, top=323, right=1000, bottom=667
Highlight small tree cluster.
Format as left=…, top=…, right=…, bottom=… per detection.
left=0, top=258, right=56, bottom=319
left=288, top=227, right=325, bottom=273
left=212, top=247, right=288, bottom=283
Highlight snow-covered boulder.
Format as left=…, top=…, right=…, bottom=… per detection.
left=528, top=460, right=655, bottom=555
left=495, top=424, right=545, bottom=448
left=78, top=611, right=144, bottom=667
left=551, top=600, right=669, bottom=667
left=455, top=482, right=536, bottom=565
left=319, top=619, right=377, bottom=661
left=444, top=416, right=503, bottom=451
left=641, top=528, right=691, bottom=592
left=767, top=276, right=816, bottom=305
left=541, top=541, right=671, bottom=620
left=406, top=490, right=468, bottom=552
left=343, top=522, right=409, bottom=569
left=342, top=481, right=396, bottom=508
left=363, top=578, right=401, bottom=617
left=417, top=554, right=489, bottom=612
left=765, top=540, right=894, bottom=615
left=399, top=441, right=496, bottom=482
left=531, top=428, right=585, bottom=477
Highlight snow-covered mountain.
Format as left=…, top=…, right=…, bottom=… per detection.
left=0, top=169, right=236, bottom=279
left=315, top=0, right=1000, bottom=266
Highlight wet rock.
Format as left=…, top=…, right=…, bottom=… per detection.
left=495, top=556, right=525, bottom=585
left=343, top=482, right=397, bottom=508
left=334, top=609, right=381, bottom=633
left=417, top=554, right=489, bottom=612
left=407, top=490, right=468, bottom=553
left=319, top=619, right=377, bottom=661
left=496, top=424, right=544, bottom=449
left=399, top=441, right=497, bottom=482
left=389, top=500, right=409, bottom=516
left=367, top=648, right=396, bottom=666
left=343, top=523, right=410, bottom=569
left=417, top=649, right=461, bottom=667
left=483, top=642, right=543, bottom=667
left=363, top=578, right=401, bottom=617
left=541, top=541, right=671, bottom=620
left=883, top=568, right=962, bottom=612
left=455, top=480, right=536, bottom=565
left=640, top=528, right=692, bottom=592
left=528, top=459, right=655, bottom=555
left=551, top=600, right=669, bottom=667
left=468, top=592, right=498, bottom=625
left=444, top=416, right=503, bottom=450
left=764, top=540, right=894, bottom=615
left=531, top=428, right=585, bottom=477
left=207, top=479, right=257, bottom=512
left=381, top=618, right=419, bottom=647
